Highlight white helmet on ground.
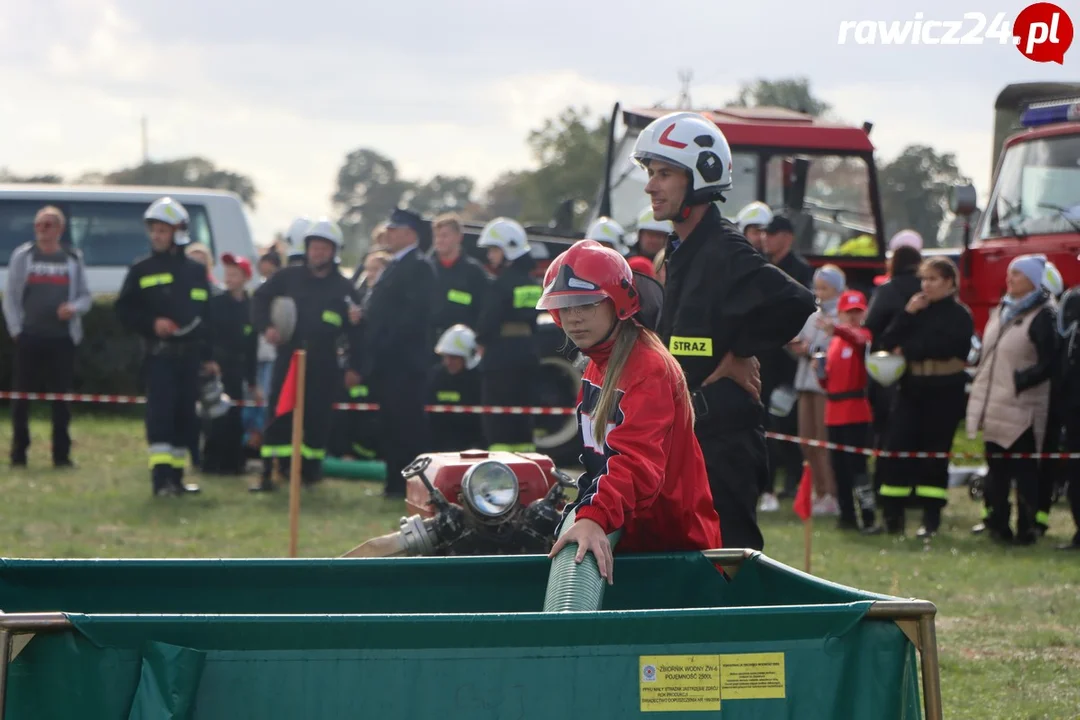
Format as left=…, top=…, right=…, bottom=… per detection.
left=631, top=111, right=734, bottom=207
left=636, top=206, right=673, bottom=235
left=285, top=216, right=313, bottom=248
left=1044, top=261, right=1064, bottom=298
left=305, top=217, right=344, bottom=250
left=585, top=216, right=631, bottom=256
left=477, top=217, right=530, bottom=261
left=144, top=197, right=191, bottom=246
left=736, top=201, right=774, bottom=233
left=866, top=351, right=907, bottom=387
left=435, top=324, right=481, bottom=370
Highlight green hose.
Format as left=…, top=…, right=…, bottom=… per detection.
left=543, top=508, right=622, bottom=612
left=320, top=457, right=386, bottom=481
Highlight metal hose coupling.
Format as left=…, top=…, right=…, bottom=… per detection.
left=542, top=508, right=622, bottom=612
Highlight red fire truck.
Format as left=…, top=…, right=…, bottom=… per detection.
left=953, top=82, right=1080, bottom=334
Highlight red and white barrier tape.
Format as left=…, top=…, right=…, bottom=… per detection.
left=3, top=391, right=1076, bottom=460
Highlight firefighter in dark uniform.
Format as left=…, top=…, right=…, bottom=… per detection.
left=251, top=218, right=364, bottom=490
left=201, top=253, right=259, bottom=474
left=428, top=324, right=484, bottom=452
left=475, top=217, right=541, bottom=453
left=358, top=208, right=437, bottom=497
left=430, top=213, right=491, bottom=340
left=631, top=111, right=817, bottom=551
left=115, top=197, right=213, bottom=496
left=1055, top=281, right=1080, bottom=551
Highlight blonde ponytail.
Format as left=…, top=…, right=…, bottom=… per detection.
left=592, top=320, right=639, bottom=447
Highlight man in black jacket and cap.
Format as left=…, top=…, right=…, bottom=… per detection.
left=358, top=208, right=437, bottom=497
left=632, top=110, right=816, bottom=551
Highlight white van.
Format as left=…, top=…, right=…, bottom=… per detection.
left=0, top=184, right=258, bottom=296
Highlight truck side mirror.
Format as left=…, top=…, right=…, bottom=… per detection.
left=951, top=184, right=978, bottom=217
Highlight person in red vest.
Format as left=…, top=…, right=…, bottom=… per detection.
left=814, top=290, right=881, bottom=534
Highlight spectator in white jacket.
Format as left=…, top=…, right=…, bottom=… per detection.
left=2, top=206, right=92, bottom=467
left=786, top=264, right=846, bottom=516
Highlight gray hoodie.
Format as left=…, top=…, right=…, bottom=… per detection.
left=2, top=241, right=92, bottom=344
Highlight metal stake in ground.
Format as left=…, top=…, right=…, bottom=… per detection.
left=289, top=350, right=307, bottom=558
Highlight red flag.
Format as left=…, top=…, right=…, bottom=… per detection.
left=793, top=463, right=814, bottom=522
left=275, top=352, right=299, bottom=418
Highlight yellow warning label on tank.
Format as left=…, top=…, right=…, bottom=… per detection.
left=639, top=654, right=721, bottom=712
left=720, top=652, right=786, bottom=699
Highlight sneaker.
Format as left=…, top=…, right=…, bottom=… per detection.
left=812, top=495, right=840, bottom=517
left=758, top=493, right=780, bottom=513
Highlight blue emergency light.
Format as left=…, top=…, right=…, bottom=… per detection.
left=1020, top=99, right=1080, bottom=128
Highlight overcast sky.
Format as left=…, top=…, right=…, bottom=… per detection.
left=1, top=0, right=1075, bottom=244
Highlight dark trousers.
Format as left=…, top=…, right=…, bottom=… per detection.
left=828, top=423, right=876, bottom=527
left=201, top=364, right=246, bottom=474
left=698, top=426, right=767, bottom=551
left=879, top=378, right=966, bottom=525
left=1065, top=416, right=1080, bottom=544
left=1036, top=418, right=1064, bottom=529
left=373, top=369, right=429, bottom=496
left=985, top=428, right=1040, bottom=540
left=11, top=334, right=75, bottom=464
left=764, top=401, right=802, bottom=495
left=145, top=350, right=200, bottom=483
left=481, top=366, right=536, bottom=451
left=262, top=350, right=338, bottom=485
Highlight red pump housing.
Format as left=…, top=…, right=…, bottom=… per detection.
left=405, top=450, right=559, bottom=518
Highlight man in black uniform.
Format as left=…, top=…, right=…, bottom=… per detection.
left=358, top=208, right=436, bottom=497
left=430, top=212, right=490, bottom=340
left=475, top=217, right=541, bottom=453
left=252, top=218, right=364, bottom=490
left=115, top=197, right=213, bottom=497
left=632, top=111, right=817, bottom=550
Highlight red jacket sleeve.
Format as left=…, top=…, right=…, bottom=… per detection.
left=574, top=375, right=671, bottom=534
left=833, top=324, right=871, bottom=351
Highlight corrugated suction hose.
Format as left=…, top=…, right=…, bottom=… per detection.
left=543, top=508, right=622, bottom=612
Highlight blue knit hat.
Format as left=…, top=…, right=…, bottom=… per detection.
left=1008, top=254, right=1046, bottom=291
left=814, top=265, right=846, bottom=293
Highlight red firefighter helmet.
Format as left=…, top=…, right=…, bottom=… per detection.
left=537, top=240, right=641, bottom=326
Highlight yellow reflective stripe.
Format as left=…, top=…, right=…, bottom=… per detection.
left=244, top=324, right=253, bottom=335
left=139, top=273, right=174, bottom=289
left=914, top=485, right=948, bottom=500
left=148, top=453, right=174, bottom=468
left=981, top=505, right=990, bottom=519
left=669, top=336, right=713, bottom=357
left=512, top=285, right=543, bottom=309
left=322, top=310, right=342, bottom=326
left=1036, top=511, right=1050, bottom=525
left=436, top=390, right=461, bottom=402
left=349, top=385, right=369, bottom=398
left=489, top=443, right=536, bottom=453
left=190, top=288, right=208, bottom=301
left=447, top=289, right=473, bottom=305
left=351, top=443, right=377, bottom=459
left=259, top=444, right=326, bottom=459
left=169, top=456, right=187, bottom=469
left=879, top=484, right=913, bottom=497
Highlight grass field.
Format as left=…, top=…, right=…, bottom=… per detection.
left=2, top=411, right=1079, bottom=719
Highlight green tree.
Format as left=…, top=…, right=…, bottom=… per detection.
left=729, top=77, right=831, bottom=117
left=404, top=174, right=475, bottom=217
left=0, top=168, right=63, bottom=183
left=879, top=145, right=969, bottom=247
left=331, top=148, right=413, bottom=260
left=103, top=158, right=258, bottom=208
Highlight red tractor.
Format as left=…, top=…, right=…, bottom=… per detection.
left=953, top=82, right=1080, bottom=335
left=592, top=103, right=887, bottom=294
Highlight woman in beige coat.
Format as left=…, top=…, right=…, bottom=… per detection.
left=966, top=254, right=1058, bottom=545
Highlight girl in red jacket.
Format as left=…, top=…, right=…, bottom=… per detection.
left=814, top=290, right=881, bottom=534
left=538, top=240, right=722, bottom=585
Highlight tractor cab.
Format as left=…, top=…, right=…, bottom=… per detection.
left=593, top=104, right=886, bottom=293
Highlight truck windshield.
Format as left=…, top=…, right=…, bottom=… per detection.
left=980, top=134, right=1080, bottom=240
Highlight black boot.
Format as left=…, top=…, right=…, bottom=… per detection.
left=152, top=466, right=179, bottom=497
left=171, top=466, right=201, bottom=494
left=917, top=506, right=941, bottom=538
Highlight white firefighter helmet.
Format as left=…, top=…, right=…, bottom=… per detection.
left=631, top=111, right=734, bottom=206
left=888, top=229, right=924, bottom=252
left=585, top=216, right=631, bottom=256
left=1044, top=261, right=1064, bottom=298
left=270, top=296, right=297, bottom=344
left=735, top=201, right=774, bottom=233
left=144, top=197, right=191, bottom=246
left=636, top=206, right=673, bottom=235
left=435, top=324, right=481, bottom=370
left=197, top=372, right=233, bottom=420
left=285, top=216, right=312, bottom=247
left=477, top=217, right=531, bottom=261
left=305, top=217, right=344, bottom=249
left=866, top=350, right=907, bottom=387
